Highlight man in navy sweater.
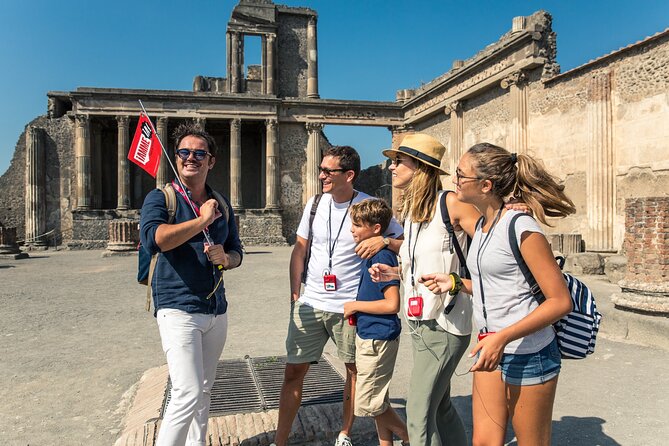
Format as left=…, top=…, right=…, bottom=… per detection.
left=140, top=122, right=243, bottom=446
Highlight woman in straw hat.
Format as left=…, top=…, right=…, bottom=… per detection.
left=370, top=133, right=482, bottom=445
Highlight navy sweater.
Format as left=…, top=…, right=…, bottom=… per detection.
left=140, top=185, right=243, bottom=316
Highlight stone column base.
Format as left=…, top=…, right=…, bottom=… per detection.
left=612, top=292, right=669, bottom=316
left=0, top=227, right=30, bottom=256
left=23, top=243, right=49, bottom=251
left=0, top=252, right=29, bottom=260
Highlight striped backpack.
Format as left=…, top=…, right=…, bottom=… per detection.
left=509, top=214, right=603, bottom=359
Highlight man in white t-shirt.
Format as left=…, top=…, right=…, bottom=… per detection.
left=271, top=146, right=403, bottom=446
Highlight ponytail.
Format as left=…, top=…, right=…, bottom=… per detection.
left=467, top=143, right=575, bottom=225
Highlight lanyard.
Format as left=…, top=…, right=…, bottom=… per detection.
left=476, top=205, right=504, bottom=329
left=407, top=221, right=423, bottom=289
left=327, top=192, right=357, bottom=270
left=171, top=180, right=213, bottom=237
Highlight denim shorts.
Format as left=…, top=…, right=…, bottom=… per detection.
left=498, top=337, right=561, bottom=386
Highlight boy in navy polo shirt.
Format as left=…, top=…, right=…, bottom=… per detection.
left=344, top=199, right=409, bottom=446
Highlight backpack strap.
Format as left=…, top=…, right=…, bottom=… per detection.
left=440, top=191, right=470, bottom=314
left=301, top=194, right=323, bottom=283
left=162, top=183, right=178, bottom=225
left=508, top=213, right=544, bottom=303
left=440, top=191, right=470, bottom=277
left=145, top=185, right=179, bottom=312
left=211, top=189, right=230, bottom=224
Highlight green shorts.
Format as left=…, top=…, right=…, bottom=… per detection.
left=286, top=299, right=356, bottom=364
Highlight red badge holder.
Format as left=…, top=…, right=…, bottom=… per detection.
left=407, top=295, right=423, bottom=318
left=323, top=272, right=337, bottom=291
left=477, top=330, right=496, bottom=342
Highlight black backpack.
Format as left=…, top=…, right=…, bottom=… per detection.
left=439, top=190, right=471, bottom=314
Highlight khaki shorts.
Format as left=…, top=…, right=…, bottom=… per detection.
left=286, top=299, right=356, bottom=364
left=354, top=335, right=400, bottom=417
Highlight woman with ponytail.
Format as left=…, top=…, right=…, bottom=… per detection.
left=422, top=142, right=575, bottom=446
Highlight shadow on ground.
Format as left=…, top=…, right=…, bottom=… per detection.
left=450, top=396, right=621, bottom=445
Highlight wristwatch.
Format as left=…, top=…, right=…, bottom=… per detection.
left=449, top=272, right=463, bottom=296
left=382, top=237, right=390, bottom=247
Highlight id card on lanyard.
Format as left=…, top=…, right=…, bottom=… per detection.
left=407, top=221, right=423, bottom=317
left=323, top=192, right=357, bottom=291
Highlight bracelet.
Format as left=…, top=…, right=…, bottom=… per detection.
left=449, top=272, right=463, bottom=296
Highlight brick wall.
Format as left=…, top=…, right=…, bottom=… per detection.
left=622, top=197, right=669, bottom=290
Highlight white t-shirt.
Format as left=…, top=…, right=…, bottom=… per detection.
left=466, top=210, right=555, bottom=355
left=399, top=191, right=473, bottom=336
left=296, top=191, right=403, bottom=313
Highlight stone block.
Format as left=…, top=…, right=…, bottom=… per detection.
left=563, top=252, right=604, bottom=275
left=611, top=291, right=669, bottom=315
left=604, top=255, right=627, bottom=284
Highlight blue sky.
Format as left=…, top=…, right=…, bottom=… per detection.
left=1, top=0, right=667, bottom=175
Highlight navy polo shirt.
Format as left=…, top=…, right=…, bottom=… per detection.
left=356, top=248, right=401, bottom=341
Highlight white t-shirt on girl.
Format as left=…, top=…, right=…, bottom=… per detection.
left=466, top=210, right=555, bottom=355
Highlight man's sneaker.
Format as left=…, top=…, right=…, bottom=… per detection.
left=334, top=433, right=353, bottom=446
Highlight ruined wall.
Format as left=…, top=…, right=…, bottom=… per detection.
left=278, top=123, right=308, bottom=243
left=408, top=27, right=668, bottom=252
left=276, top=11, right=308, bottom=98
left=414, top=110, right=452, bottom=177
left=356, top=160, right=393, bottom=205
left=463, top=86, right=510, bottom=149
left=0, top=115, right=74, bottom=243
left=0, top=128, right=27, bottom=231
left=530, top=32, right=669, bottom=248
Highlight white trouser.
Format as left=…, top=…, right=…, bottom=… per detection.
left=155, top=308, right=228, bottom=446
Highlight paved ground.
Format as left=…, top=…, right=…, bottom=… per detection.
left=0, top=247, right=667, bottom=446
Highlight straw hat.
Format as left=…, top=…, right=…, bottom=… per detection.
left=382, top=133, right=448, bottom=175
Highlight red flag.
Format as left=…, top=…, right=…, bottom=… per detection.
left=128, top=113, right=162, bottom=177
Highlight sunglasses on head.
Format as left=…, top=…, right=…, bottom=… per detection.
left=176, top=148, right=212, bottom=161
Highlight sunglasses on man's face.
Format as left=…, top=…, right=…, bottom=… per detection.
left=319, top=167, right=346, bottom=176
left=176, top=148, right=212, bottom=161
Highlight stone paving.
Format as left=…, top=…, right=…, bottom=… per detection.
left=1, top=248, right=668, bottom=445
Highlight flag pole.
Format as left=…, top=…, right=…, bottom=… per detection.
left=138, top=100, right=215, bottom=247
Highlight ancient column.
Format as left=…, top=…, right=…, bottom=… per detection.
left=265, top=119, right=280, bottom=209
left=586, top=71, right=615, bottom=252
left=92, top=125, right=102, bottom=209
left=307, top=16, right=319, bottom=98
left=0, top=227, right=28, bottom=258
left=445, top=101, right=463, bottom=179
left=226, top=31, right=232, bottom=92
left=230, top=32, right=240, bottom=94
left=116, top=116, right=130, bottom=210
left=133, top=164, right=143, bottom=208
left=612, top=197, right=669, bottom=314
left=305, top=123, right=323, bottom=203
left=106, top=220, right=139, bottom=253
left=230, top=118, right=243, bottom=210
left=75, top=114, right=92, bottom=209
left=501, top=71, right=528, bottom=154
left=266, top=34, right=276, bottom=95
left=512, top=16, right=526, bottom=33
left=156, top=117, right=169, bottom=187
left=25, top=126, right=46, bottom=247
left=261, top=35, right=268, bottom=95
